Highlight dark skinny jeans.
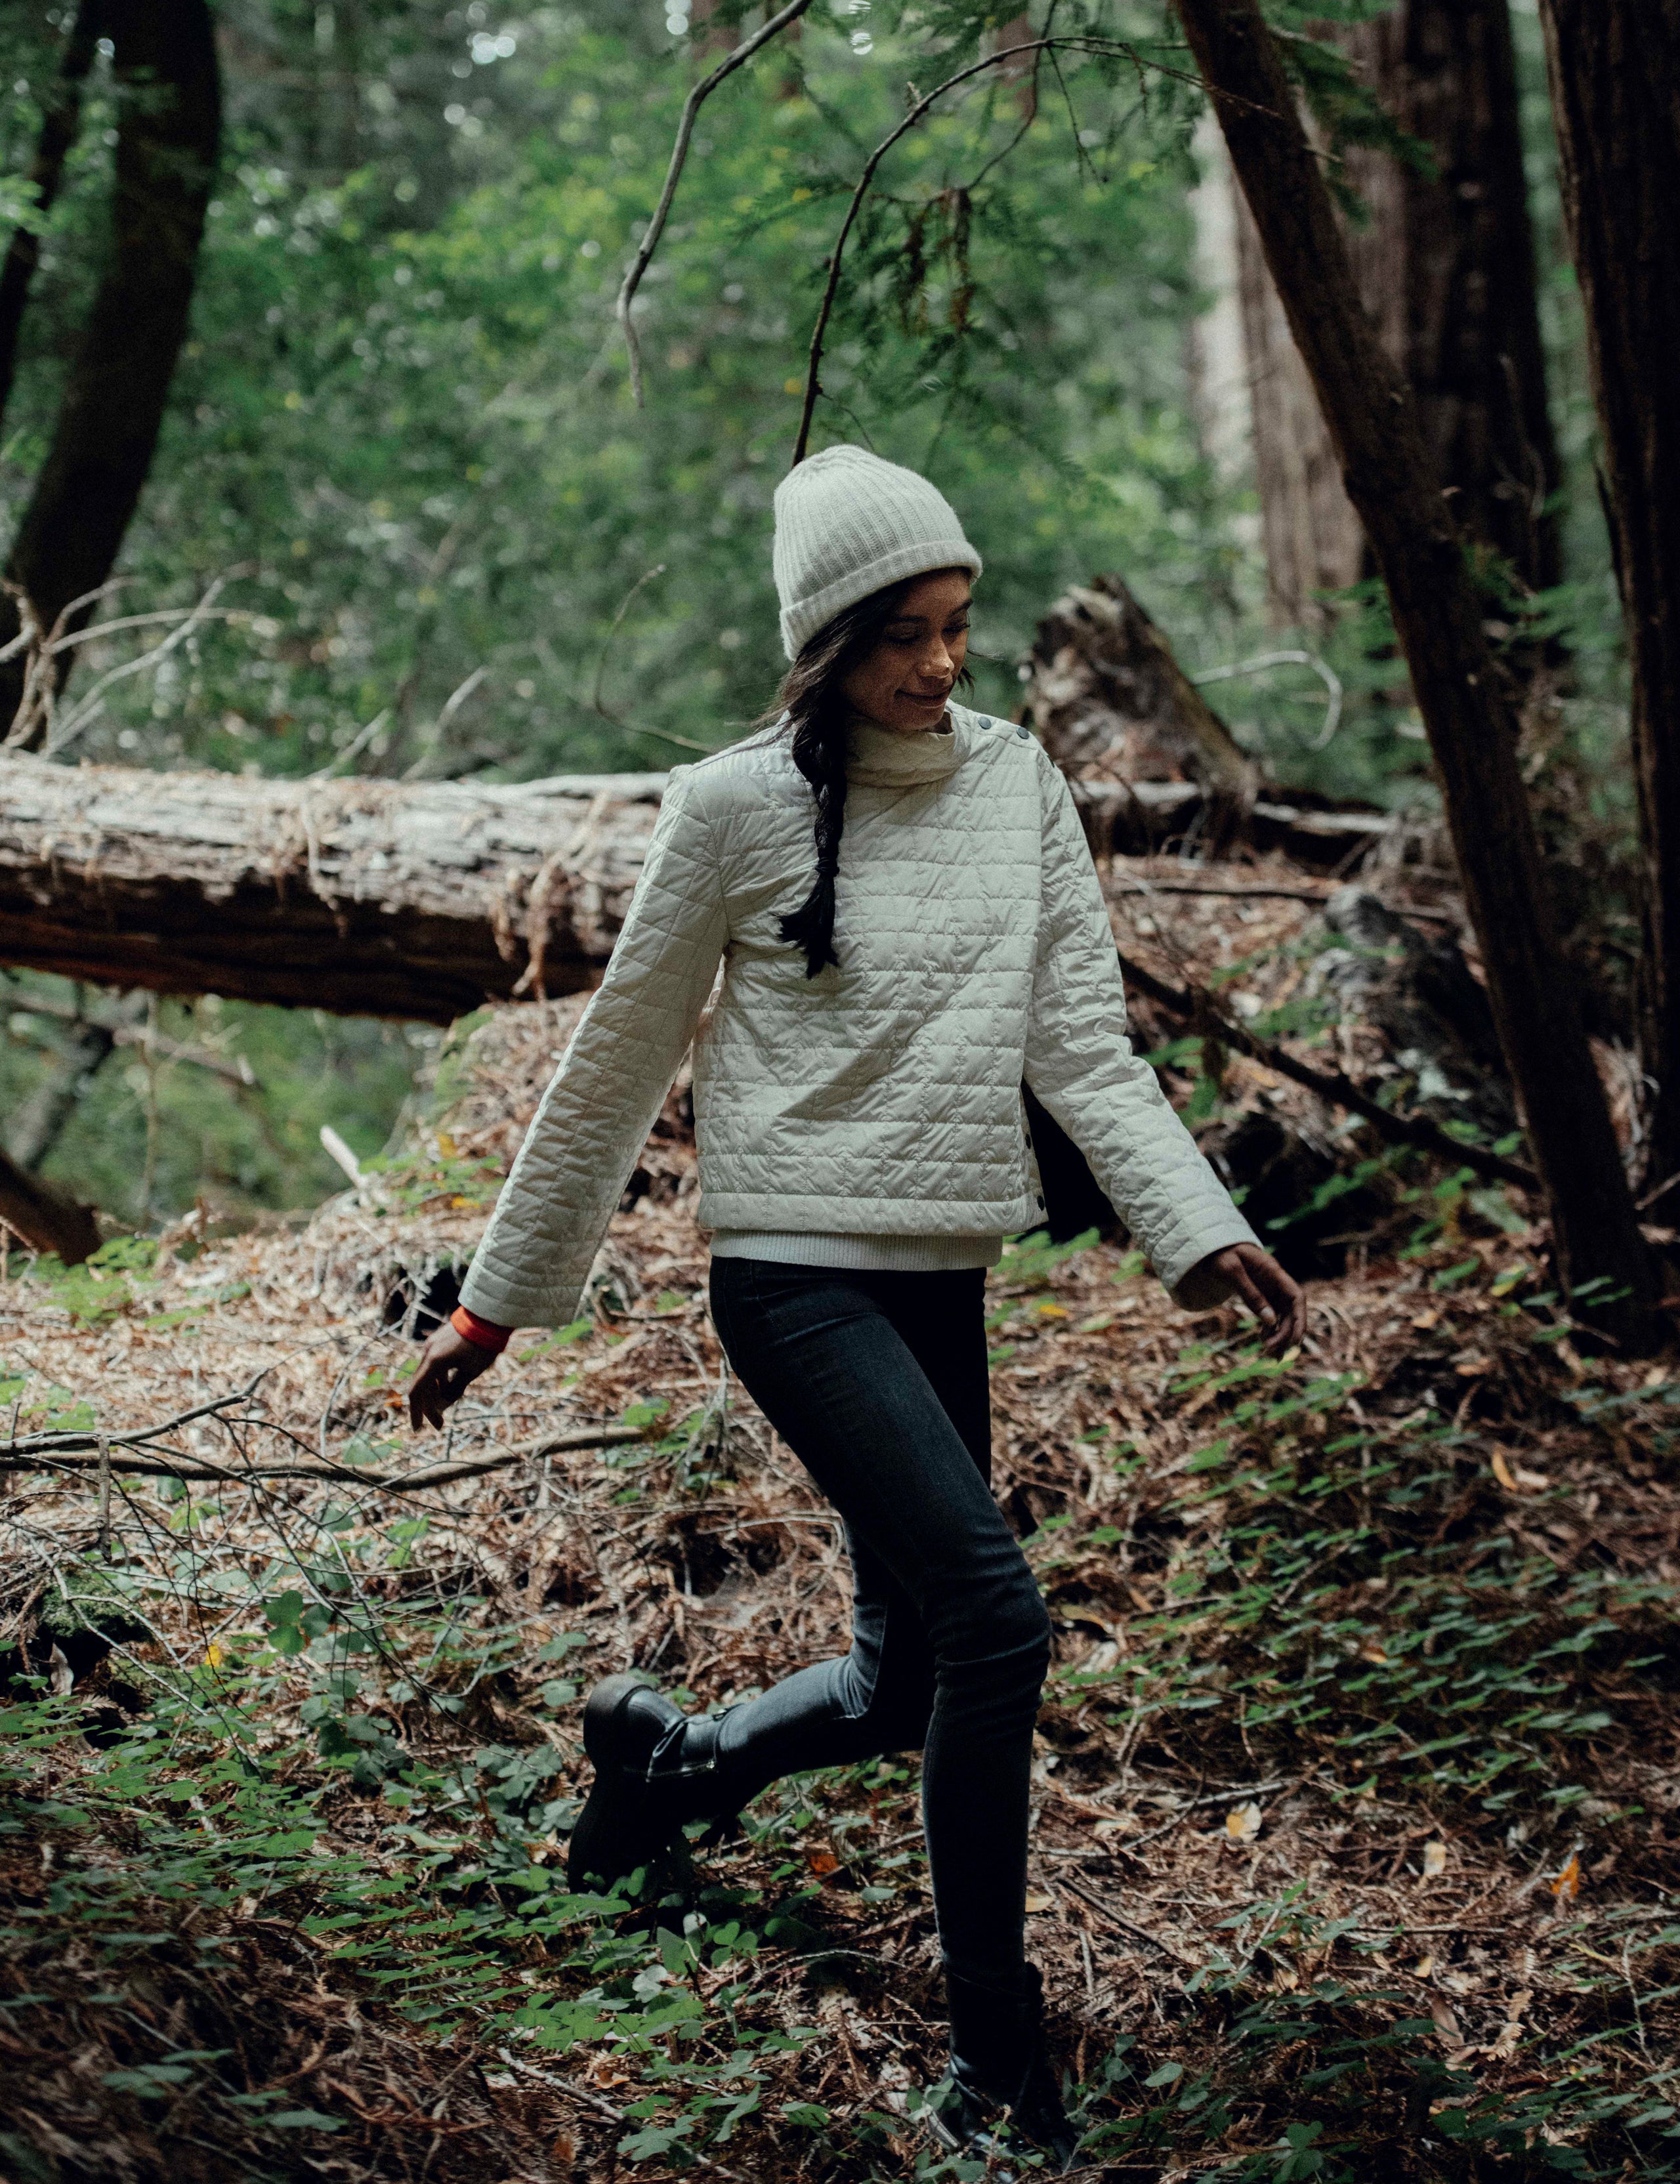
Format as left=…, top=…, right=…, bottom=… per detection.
left=700, top=1258, right=1052, bottom=1990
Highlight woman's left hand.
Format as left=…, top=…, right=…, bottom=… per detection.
left=408, top=1318, right=499, bottom=1430
left=1200, top=1243, right=1307, bottom=1354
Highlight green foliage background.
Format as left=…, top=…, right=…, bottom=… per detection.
left=0, top=0, right=1624, bottom=1222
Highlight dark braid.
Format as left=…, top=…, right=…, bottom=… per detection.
left=777, top=703, right=850, bottom=977
left=767, top=578, right=918, bottom=979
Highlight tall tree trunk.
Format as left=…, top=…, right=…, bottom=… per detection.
left=1231, top=0, right=1561, bottom=631
left=1234, top=188, right=1364, bottom=631
left=0, top=0, right=220, bottom=744
left=6, top=1006, right=127, bottom=1173
left=1536, top=0, right=1680, bottom=1206
left=1343, top=1, right=1563, bottom=599
left=1172, top=0, right=1658, bottom=1344
left=1185, top=114, right=1250, bottom=491
left=0, top=0, right=103, bottom=434
left=0, top=1144, right=101, bottom=1265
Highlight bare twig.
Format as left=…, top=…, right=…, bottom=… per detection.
left=495, top=2049, right=750, bottom=2182
left=1191, top=648, right=1343, bottom=747
left=95, top=1431, right=110, bottom=1555
left=3, top=579, right=139, bottom=747
left=403, top=663, right=490, bottom=780
left=587, top=562, right=704, bottom=752
left=3, top=988, right=257, bottom=1086
left=1054, top=1870, right=1197, bottom=1961
left=310, top=705, right=390, bottom=779
left=38, top=604, right=255, bottom=656
left=0, top=1369, right=274, bottom=1459
left=617, top=0, right=819, bottom=407
left=44, top=570, right=248, bottom=757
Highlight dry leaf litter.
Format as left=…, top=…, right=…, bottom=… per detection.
left=1, top=856, right=1677, bottom=2183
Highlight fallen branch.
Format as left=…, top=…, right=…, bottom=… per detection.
left=1118, top=948, right=1541, bottom=1194
left=0, top=752, right=666, bottom=1019
left=1112, top=879, right=1451, bottom=919
left=0, top=1370, right=273, bottom=1461
left=0, top=1419, right=650, bottom=1487
left=1069, top=776, right=1391, bottom=865
left=1191, top=647, right=1343, bottom=749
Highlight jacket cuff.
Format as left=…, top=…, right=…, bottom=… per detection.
left=1160, top=1215, right=1262, bottom=1308
left=450, top=1305, right=513, bottom=1353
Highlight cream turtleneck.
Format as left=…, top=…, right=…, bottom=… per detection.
left=844, top=711, right=964, bottom=785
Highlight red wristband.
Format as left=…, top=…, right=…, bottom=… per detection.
left=451, top=1305, right=512, bottom=1354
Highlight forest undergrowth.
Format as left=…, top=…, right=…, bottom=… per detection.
left=2, top=881, right=1679, bottom=2184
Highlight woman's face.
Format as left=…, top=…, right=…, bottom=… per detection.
left=840, top=568, right=972, bottom=734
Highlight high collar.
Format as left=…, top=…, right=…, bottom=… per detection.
left=845, top=706, right=971, bottom=788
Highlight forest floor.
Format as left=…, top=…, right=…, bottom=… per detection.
left=2, top=865, right=1679, bottom=2184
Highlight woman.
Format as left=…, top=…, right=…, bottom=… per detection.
left=409, top=444, right=1305, bottom=2168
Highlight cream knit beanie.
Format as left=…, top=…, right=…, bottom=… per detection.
left=772, top=444, right=982, bottom=660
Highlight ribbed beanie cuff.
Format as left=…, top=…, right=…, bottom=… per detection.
left=772, top=444, right=982, bottom=659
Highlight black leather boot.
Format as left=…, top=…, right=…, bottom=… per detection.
left=923, top=1962, right=1081, bottom=2174
left=566, top=1674, right=732, bottom=1892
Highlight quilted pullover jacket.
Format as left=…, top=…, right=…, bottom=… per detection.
left=459, top=704, right=1257, bottom=1330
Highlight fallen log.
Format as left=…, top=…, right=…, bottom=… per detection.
left=0, top=750, right=1396, bottom=1018
left=0, top=753, right=665, bottom=1022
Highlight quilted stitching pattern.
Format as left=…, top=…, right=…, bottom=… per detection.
left=459, top=705, right=1256, bottom=1329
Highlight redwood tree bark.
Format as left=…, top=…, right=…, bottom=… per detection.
left=1536, top=0, right=1680, bottom=1203
left=1173, top=0, right=1658, bottom=1339
left=1233, top=186, right=1364, bottom=631
left=1343, top=0, right=1562, bottom=597
left=0, top=0, right=220, bottom=740
left=1232, top=0, right=1561, bottom=628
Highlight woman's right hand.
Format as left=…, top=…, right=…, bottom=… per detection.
left=409, top=1319, right=499, bottom=1430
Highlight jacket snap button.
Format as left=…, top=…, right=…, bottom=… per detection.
left=1036, top=1194, right=1045, bottom=1208
left=1015, top=725, right=1031, bottom=741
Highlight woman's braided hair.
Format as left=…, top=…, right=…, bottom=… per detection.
left=769, top=574, right=971, bottom=978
